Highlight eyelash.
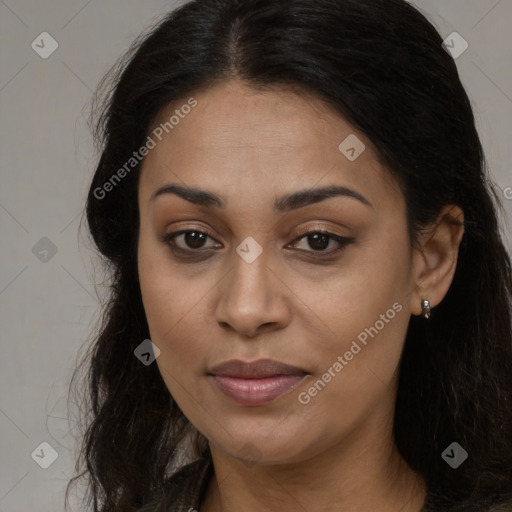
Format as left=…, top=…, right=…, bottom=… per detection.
left=160, top=227, right=354, bottom=260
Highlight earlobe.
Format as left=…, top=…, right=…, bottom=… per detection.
left=409, top=205, right=465, bottom=317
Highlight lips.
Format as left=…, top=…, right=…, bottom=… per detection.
left=208, top=359, right=309, bottom=405
left=209, top=358, right=308, bottom=379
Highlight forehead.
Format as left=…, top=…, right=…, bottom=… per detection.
left=148, top=80, right=372, bottom=152
left=138, top=80, right=398, bottom=210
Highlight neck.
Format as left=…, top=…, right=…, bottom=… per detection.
left=200, top=411, right=427, bottom=512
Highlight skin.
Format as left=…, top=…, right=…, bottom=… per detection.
left=137, top=79, right=465, bottom=512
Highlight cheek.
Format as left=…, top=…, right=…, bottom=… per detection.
left=138, top=258, right=207, bottom=405
left=138, top=232, right=187, bottom=353
left=300, top=226, right=410, bottom=332
left=137, top=231, right=217, bottom=391
left=296, top=225, right=412, bottom=386
left=138, top=226, right=192, bottom=329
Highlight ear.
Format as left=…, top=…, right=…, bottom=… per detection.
left=409, top=205, right=465, bottom=317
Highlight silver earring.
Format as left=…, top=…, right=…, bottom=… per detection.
left=421, top=299, right=431, bottom=319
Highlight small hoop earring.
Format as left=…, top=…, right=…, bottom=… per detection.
left=421, top=299, right=431, bottom=319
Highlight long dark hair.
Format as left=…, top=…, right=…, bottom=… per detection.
left=65, top=0, right=512, bottom=510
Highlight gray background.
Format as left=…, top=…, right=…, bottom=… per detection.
left=0, top=1, right=511, bottom=510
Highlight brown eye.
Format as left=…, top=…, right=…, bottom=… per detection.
left=180, top=231, right=208, bottom=249
left=163, top=230, right=220, bottom=251
left=289, top=230, right=354, bottom=255
left=301, top=232, right=331, bottom=251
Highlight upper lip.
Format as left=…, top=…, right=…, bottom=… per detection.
left=208, top=359, right=308, bottom=379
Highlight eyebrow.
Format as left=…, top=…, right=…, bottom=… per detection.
left=150, top=183, right=373, bottom=212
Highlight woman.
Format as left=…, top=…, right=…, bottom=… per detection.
left=66, top=0, right=512, bottom=511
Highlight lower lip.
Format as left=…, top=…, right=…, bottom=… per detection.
left=210, top=374, right=308, bottom=406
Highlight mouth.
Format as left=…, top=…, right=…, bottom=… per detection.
left=207, top=359, right=310, bottom=406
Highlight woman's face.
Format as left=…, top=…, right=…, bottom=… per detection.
left=137, top=79, right=418, bottom=465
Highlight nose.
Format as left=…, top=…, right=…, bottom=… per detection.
left=215, top=249, right=291, bottom=338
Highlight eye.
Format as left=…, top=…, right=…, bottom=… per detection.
left=287, top=230, right=354, bottom=255
left=161, top=229, right=221, bottom=252
left=160, top=227, right=354, bottom=259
